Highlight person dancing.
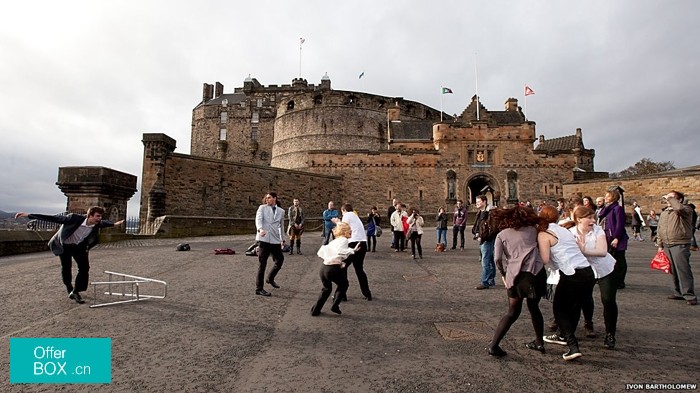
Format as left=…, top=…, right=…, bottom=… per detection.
left=488, top=206, right=547, bottom=357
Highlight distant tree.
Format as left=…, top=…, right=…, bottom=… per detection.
left=610, top=158, right=675, bottom=178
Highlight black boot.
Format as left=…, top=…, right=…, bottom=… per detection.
left=296, top=240, right=302, bottom=255
left=289, top=245, right=294, bottom=255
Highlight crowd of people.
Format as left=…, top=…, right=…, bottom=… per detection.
left=16, top=188, right=696, bottom=363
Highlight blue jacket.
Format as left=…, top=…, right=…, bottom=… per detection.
left=323, top=209, right=340, bottom=232
left=28, top=213, right=116, bottom=256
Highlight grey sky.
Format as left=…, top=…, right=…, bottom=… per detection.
left=1, top=0, right=698, bottom=214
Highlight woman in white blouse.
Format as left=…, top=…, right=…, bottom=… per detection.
left=312, top=223, right=360, bottom=316
left=568, top=206, right=618, bottom=350
left=537, top=205, right=596, bottom=361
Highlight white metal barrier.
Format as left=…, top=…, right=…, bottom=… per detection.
left=89, top=271, right=167, bottom=308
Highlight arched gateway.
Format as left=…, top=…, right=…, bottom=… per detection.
left=466, top=174, right=499, bottom=207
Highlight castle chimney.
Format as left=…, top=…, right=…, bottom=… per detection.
left=505, top=98, right=518, bottom=111
left=320, top=72, right=331, bottom=90
left=202, top=83, right=214, bottom=102
left=538, top=135, right=545, bottom=144
left=214, top=82, right=224, bottom=98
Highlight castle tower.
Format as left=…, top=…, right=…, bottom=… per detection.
left=140, top=133, right=176, bottom=230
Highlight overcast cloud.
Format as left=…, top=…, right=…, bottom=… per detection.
left=1, top=0, right=698, bottom=215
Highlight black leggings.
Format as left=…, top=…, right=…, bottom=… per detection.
left=490, top=296, right=544, bottom=349
left=581, top=273, right=619, bottom=334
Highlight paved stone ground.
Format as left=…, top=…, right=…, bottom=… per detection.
left=0, top=229, right=697, bottom=392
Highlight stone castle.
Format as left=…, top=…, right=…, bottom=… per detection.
left=138, top=75, right=608, bottom=224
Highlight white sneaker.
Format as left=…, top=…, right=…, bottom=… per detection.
left=562, top=349, right=582, bottom=361
left=543, top=334, right=566, bottom=345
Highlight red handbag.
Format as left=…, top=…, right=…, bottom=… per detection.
left=650, top=250, right=672, bottom=274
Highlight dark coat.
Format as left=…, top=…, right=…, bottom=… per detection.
left=28, top=213, right=115, bottom=256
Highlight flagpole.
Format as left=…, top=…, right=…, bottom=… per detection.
left=440, top=87, right=444, bottom=122
left=474, top=53, right=480, bottom=121
left=299, top=38, right=303, bottom=77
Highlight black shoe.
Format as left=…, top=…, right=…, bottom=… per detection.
left=525, top=341, right=545, bottom=354
left=667, top=295, right=685, bottom=300
left=266, top=280, right=280, bottom=289
left=584, top=322, right=597, bottom=338
left=488, top=346, right=507, bottom=357
left=364, top=294, right=372, bottom=301
left=475, top=284, right=490, bottom=290
left=297, top=249, right=302, bottom=255
left=69, top=291, right=85, bottom=304
left=603, top=333, right=616, bottom=349
left=289, top=249, right=294, bottom=255
left=562, top=346, right=582, bottom=361
left=330, top=305, right=342, bottom=314
left=255, top=289, right=271, bottom=296
left=311, top=306, right=320, bottom=316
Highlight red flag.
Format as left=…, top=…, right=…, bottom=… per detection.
left=525, top=85, right=535, bottom=96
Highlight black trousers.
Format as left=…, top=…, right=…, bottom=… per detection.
left=257, top=241, right=284, bottom=290
left=410, top=233, right=423, bottom=257
left=312, top=265, right=348, bottom=314
left=58, top=244, right=90, bottom=293
left=452, top=226, right=465, bottom=249
left=553, top=266, right=596, bottom=347
left=344, top=241, right=371, bottom=298
left=393, top=231, right=405, bottom=251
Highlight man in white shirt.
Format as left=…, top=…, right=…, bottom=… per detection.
left=333, top=203, right=373, bottom=301
left=255, top=192, right=286, bottom=296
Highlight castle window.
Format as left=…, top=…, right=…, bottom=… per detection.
left=220, top=111, right=227, bottom=123
left=260, top=151, right=269, bottom=161
left=252, top=112, right=259, bottom=123
left=257, top=98, right=263, bottom=107
left=251, top=127, right=258, bottom=141
left=314, top=95, right=322, bottom=105
left=287, top=100, right=295, bottom=110
left=219, top=128, right=227, bottom=141
left=240, top=101, right=246, bottom=108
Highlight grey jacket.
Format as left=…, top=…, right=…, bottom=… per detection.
left=255, top=204, right=286, bottom=244
left=28, top=213, right=116, bottom=256
left=658, top=199, right=693, bottom=247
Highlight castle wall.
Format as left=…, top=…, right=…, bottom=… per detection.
left=563, top=168, right=700, bottom=215
left=140, top=133, right=343, bottom=231
left=305, top=148, right=578, bottom=215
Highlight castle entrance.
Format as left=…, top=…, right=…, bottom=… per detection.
left=466, top=175, right=497, bottom=207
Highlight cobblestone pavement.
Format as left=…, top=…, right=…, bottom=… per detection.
left=0, top=229, right=697, bottom=392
